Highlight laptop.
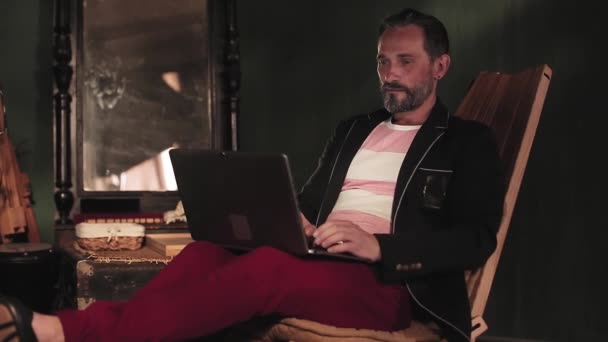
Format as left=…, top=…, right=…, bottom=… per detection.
left=169, top=148, right=368, bottom=262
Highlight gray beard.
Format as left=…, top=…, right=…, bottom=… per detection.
left=381, top=78, right=434, bottom=114
left=383, top=92, right=418, bottom=113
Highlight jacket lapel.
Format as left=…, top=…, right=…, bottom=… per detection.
left=391, top=100, right=450, bottom=223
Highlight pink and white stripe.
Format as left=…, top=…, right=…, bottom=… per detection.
left=326, top=119, right=420, bottom=234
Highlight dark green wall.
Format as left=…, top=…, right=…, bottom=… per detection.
left=0, top=0, right=54, bottom=243
left=1, top=0, right=606, bottom=341
left=238, top=0, right=607, bottom=341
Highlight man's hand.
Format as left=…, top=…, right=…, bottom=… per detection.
left=313, top=220, right=382, bottom=262
left=300, top=212, right=316, bottom=237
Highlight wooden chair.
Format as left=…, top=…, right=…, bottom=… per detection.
left=458, top=64, right=552, bottom=341
left=205, top=64, right=552, bottom=342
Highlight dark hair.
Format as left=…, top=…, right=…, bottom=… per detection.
left=378, top=8, right=449, bottom=60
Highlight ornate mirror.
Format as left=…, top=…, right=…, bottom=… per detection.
left=53, top=0, right=239, bottom=223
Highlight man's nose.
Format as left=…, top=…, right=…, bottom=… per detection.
left=382, top=66, right=400, bottom=83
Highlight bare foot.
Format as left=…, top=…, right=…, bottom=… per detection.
left=32, top=313, right=65, bottom=342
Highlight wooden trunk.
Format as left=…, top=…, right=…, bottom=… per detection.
left=54, top=229, right=169, bottom=310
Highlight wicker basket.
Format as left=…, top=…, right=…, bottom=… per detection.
left=75, top=223, right=145, bottom=251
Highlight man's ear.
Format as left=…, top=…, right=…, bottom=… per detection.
left=434, top=54, right=451, bottom=80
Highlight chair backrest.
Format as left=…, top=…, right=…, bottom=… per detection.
left=454, top=64, right=552, bottom=340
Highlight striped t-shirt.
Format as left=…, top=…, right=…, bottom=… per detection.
left=326, top=118, right=420, bottom=234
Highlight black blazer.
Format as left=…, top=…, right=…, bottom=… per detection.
left=298, top=99, right=504, bottom=341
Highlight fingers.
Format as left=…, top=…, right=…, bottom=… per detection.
left=311, top=220, right=381, bottom=262
left=313, top=221, right=352, bottom=248
left=326, top=240, right=350, bottom=254
left=312, top=222, right=336, bottom=246
left=323, top=233, right=380, bottom=263
left=318, top=233, right=348, bottom=249
left=300, top=212, right=316, bottom=237
left=303, top=224, right=316, bottom=237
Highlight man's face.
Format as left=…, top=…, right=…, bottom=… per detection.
left=377, top=25, right=436, bottom=114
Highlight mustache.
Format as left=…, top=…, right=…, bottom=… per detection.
left=381, top=82, right=413, bottom=95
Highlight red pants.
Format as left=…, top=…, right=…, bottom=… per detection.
left=57, top=241, right=410, bottom=341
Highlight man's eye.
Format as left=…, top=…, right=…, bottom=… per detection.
left=377, top=59, right=388, bottom=66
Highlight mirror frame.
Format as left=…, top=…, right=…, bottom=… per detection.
left=53, top=0, right=240, bottom=223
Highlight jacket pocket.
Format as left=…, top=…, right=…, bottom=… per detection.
left=418, top=168, right=453, bottom=211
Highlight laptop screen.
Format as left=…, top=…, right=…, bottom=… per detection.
left=169, top=149, right=310, bottom=255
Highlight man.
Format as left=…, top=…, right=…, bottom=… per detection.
left=0, top=8, right=503, bottom=342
